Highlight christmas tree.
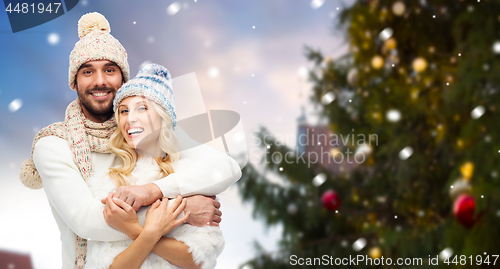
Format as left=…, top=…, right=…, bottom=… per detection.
left=238, top=0, right=500, bottom=268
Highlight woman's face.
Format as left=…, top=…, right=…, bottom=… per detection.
left=118, top=96, right=163, bottom=156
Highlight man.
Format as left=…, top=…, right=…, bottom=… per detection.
left=20, top=12, right=241, bottom=268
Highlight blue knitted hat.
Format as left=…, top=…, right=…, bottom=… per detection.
left=113, top=64, right=176, bottom=129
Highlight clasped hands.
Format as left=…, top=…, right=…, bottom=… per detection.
left=101, top=184, right=222, bottom=237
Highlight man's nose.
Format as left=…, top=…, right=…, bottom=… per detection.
left=94, top=70, right=106, bottom=87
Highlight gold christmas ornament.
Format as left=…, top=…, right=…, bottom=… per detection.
left=368, top=213, right=377, bottom=223
left=347, top=68, right=359, bottom=86
left=371, top=55, right=384, bottom=69
left=412, top=57, right=428, bottom=72
left=369, top=247, right=382, bottom=259
left=392, top=1, right=406, bottom=16
left=384, top=38, right=397, bottom=51
left=460, top=162, right=474, bottom=181
left=380, top=7, right=389, bottom=21
left=411, top=88, right=419, bottom=99
left=330, top=148, right=341, bottom=157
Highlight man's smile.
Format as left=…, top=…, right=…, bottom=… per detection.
left=90, top=91, right=112, bottom=100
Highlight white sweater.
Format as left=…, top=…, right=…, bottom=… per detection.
left=32, top=127, right=241, bottom=269
left=84, top=157, right=224, bottom=269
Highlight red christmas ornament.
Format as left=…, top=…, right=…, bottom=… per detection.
left=453, top=194, right=476, bottom=228
left=321, top=190, right=341, bottom=211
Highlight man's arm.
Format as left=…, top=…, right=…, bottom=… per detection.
left=154, top=126, right=242, bottom=198
left=111, top=127, right=241, bottom=207
left=33, top=136, right=132, bottom=241
left=108, top=126, right=240, bottom=225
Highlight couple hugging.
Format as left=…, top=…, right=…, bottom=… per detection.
left=19, top=12, right=241, bottom=269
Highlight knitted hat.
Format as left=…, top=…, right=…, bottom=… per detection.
left=68, top=12, right=130, bottom=91
left=113, top=64, right=177, bottom=129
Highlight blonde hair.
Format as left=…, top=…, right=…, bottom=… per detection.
left=108, top=100, right=180, bottom=188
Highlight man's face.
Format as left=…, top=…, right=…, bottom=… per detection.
left=75, top=60, right=123, bottom=121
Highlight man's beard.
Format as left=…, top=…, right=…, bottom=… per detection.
left=78, top=85, right=115, bottom=118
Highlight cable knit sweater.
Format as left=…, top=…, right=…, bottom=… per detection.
left=33, top=127, right=240, bottom=269
left=84, top=156, right=224, bottom=269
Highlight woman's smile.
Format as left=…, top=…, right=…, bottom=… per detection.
left=118, top=96, right=163, bottom=156
left=126, top=126, right=145, bottom=138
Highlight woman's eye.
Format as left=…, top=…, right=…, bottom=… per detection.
left=120, top=109, right=128, bottom=114
left=139, top=106, right=147, bottom=111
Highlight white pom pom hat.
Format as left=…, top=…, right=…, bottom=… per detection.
left=114, top=64, right=177, bottom=129
left=68, top=12, right=130, bottom=91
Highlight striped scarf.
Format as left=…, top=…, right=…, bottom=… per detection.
left=19, top=98, right=116, bottom=268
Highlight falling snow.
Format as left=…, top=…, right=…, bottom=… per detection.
left=439, top=248, right=453, bottom=261
left=321, top=92, right=335, bottom=105
left=386, top=109, right=402, bottom=122
left=167, top=2, right=181, bottom=15
left=379, top=27, right=393, bottom=41
left=352, top=238, right=367, bottom=251
left=47, top=33, right=59, bottom=45
left=399, top=146, right=413, bottom=160
left=8, top=99, right=22, bottom=112
left=312, top=173, right=327, bottom=187
left=208, top=67, right=220, bottom=78
left=311, top=0, right=324, bottom=9
left=471, top=105, right=485, bottom=119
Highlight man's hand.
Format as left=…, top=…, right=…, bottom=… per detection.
left=185, top=195, right=222, bottom=227
left=101, top=183, right=163, bottom=211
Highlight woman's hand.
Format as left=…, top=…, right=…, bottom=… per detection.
left=103, top=193, right=143, bottom=240
left=143, top=195, right=190, bottom=241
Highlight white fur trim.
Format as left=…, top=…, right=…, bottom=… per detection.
left=168, top=225, right=225, bottom=269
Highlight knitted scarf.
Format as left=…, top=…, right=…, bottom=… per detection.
left=19, top=98, right=116, bottom=268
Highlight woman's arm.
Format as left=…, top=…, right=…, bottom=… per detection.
left=108, top=196, right=190, bottom=269
left=151, top=237, right=201, bottom=269
left=109, top=227, right=158, bottom=269
left=104, top=195, right=200, bottom=268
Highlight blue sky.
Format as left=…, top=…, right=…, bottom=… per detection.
left=0, top=0, right=352, bottom=268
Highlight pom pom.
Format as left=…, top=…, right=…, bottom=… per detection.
left=19, top=159, right=43, bottom=189
left=78, top=12, right=110, bottom=39
left=138, top=64, right=171, bottom=80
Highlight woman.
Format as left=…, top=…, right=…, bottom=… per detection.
left=84, top=64, right=225, bottom=269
